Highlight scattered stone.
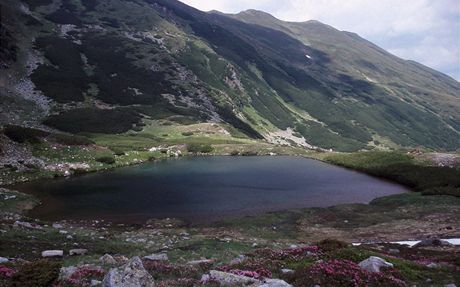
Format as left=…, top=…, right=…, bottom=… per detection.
left=413, top=238, right=454, bottom=248
left=143, top=253, right=168, bottom=261
left=0, top=257, right=9, bottom=263
left=229, top=255, right=246, bottom=265
left=207, top=270, right=259, bottom=286
left=102, top=256, right=155, bottom=287
left=91, top=279, right=102, bottom=286
left=42, top=250, right=64, bottom=258
left=445, top=284, right=457, bottom=287
left=100, top=254, right=117, bottom=265
left=358, top=256, right=393, bottom=273
left=59, top=230, right=68, bottom=234
left=388, top=248, right=400, bottom=255
left=70, top=248, right=88, bottom=256
left=427, top=262, right=441, bottom=269
left=52, top=223, right=64, bottom=229
left=14, top=221, right=43, bottom=230
left=59, top=266, right=78, bottom=281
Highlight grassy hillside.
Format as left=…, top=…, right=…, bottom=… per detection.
left=0, top=0, right=459, bottom=152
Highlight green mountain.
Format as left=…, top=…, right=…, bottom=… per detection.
left=1, top=0, right=459, bottom=151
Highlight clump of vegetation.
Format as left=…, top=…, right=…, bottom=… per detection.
left=241, top=150, right=258, bottom=156
left=50, top=133, right=94, bottom=146
left=3, top=125, right=48, bottom=144
left=9, top=260, right=61, bottom=287
left=44, top=108, right=142, bottom=134
left=289, top=259, right=405, bottom=287
left=182, top=131, right=194, bottom=136
left=230, top=150, right=240, bottom=156
left=95, top=156, right=116, bottom=165
left=325, top=151, right=460, bottom=196
left=187, top=143, right=213, bottom=154
left=110, top=147, right=126, bottom=156
left=317, top=239, right=349, bottom=252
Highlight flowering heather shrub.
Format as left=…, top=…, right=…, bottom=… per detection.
left=62, top=266, right=105, bottom=287
left=255, top=246, right=320, bottom=261
left=216, top=267, right=272, bottom=279
left=291, top=259, right=406, bottom=287
left=0, top=265, right=16, bottom=278
left=10, top=260, right=61, bottom=287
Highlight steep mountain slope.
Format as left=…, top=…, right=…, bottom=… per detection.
left=1, top=0, right=459, bottom=151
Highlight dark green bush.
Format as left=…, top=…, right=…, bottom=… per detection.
left=3, top=125, right=48, bottom=144
left=317, top=239, right=349, bottom=252
left=230, top=150, right=240, bottom=156
left=10, top=260, right=60, bottom=287
left=181, top=131, right=194, bottom=136
left=187, top=143, right=213, bottom=154
left=241, top=150, right=258, bottom=156
left=96, top=156, right=116, bottom=165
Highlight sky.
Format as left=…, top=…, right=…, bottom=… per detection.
left=180, top=0, right=460, bottom=81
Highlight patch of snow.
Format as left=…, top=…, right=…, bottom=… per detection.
left=353, top=238, right=460, bottom=247
left=305, top=54, right=312, bottom=59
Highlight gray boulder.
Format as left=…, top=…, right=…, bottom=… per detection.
left=207, top=270, right=259, bottom=286
left=0, top=257, right=9, bottom=263
left=102, top=256, right=155, bottom=287
left=358, top=256, right=393, bottom=273
left=143, top=253, right=168, bottom=261
left=259, top=278, right=293, bottom=287
left=100, top=254, right=117, bottom=265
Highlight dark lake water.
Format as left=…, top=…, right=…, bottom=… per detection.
left=14, top=156, right=408, bottom=224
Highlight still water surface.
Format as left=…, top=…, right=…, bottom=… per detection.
left=13, top=156, right=408, bottom=223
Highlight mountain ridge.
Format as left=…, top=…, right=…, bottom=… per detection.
left=0, top=0, right=459, bottom=151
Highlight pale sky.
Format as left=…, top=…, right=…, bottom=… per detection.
left=180, top=0, right=460, bottom=81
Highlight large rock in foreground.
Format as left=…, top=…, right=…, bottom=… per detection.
left=102, top=257, right=154, bottom=287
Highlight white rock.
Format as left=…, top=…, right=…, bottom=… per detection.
left=143, top=253, right=168, bottom=261
left=0, top=257, right=9, bottom=263
left=91, top=279, right=102, bottom=286
left=42, top=250, right=64, bottom=257
left=359, top=256, right=393, bottom=273
left=445, top=284, right=457, bottom=287
left=102, top=257, right=155, bottom=287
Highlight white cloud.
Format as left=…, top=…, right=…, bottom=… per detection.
left=179, top=0, right=460, bottom=81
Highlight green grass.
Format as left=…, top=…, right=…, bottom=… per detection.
left=324, top=151, right=460, bottom=195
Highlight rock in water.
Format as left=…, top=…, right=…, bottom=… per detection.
left=359, top=256, right=393, bottom=273
left=102, top=256, right=155, bottom=287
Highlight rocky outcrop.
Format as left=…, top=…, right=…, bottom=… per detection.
left=102, top=257, right=155, bottom=287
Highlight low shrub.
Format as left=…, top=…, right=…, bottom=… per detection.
left=289, top=259, right=405, bottom=287
left=9, top=260, right=61, bottom=287
left=317, top=239, right=349, bottom=253
left=3, top=125, right=48, bottom=144
left=230, top=150, right=240, bottom=156
left=241, top=151, right=258, bottom=156
left=187, top=143, right=213, bottom=154
left=96, top=156, right=115, bottom=165
left=181, top=131, right=194, bottom=136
